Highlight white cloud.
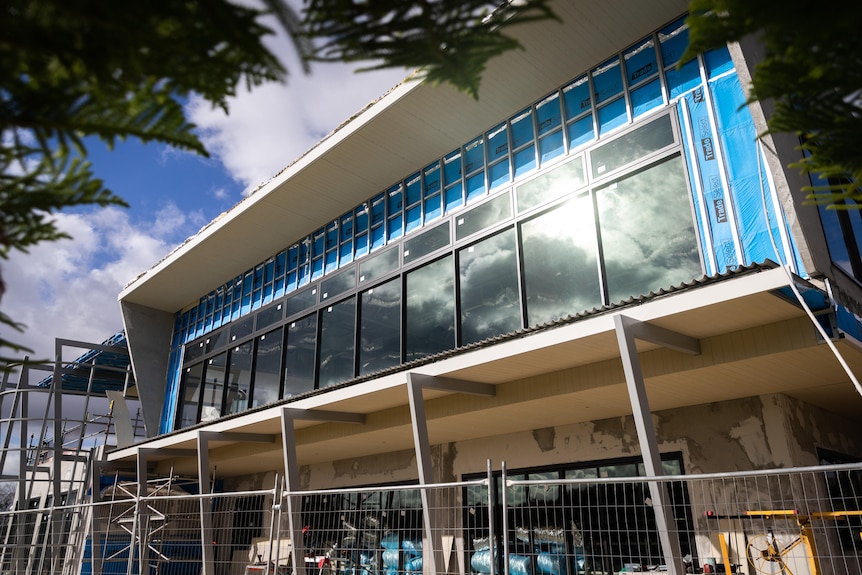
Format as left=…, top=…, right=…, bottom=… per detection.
left=3, top=24, right=409, bottom=367
left=187, top=30, right=409, bottom=193
left=1, top=205, right=199, bottom=363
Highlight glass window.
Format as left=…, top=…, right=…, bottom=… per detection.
left=486, top=123, right=508, bottom=163
left=404, top=221, right=450, bottom=264
left=455, top=192, right=512, bottom=241
left=563, top=75, right=592, bottom=120
left=510, top=108, right=535, bottom=149
left=405, top=255, right=455, bottom=360
left=590, top=114, right=675, bottom=179
left=252, top=327, right=283, bottom=407
left=284, top=314, right=317, bottom=397
left=287, top=286, right=318, bottom=317
left=464, top=138, right=484, bottom=174
left=624, top=38, right=658, bottom=87
left=321, top=268, right=355, bottom=301
left=631, top=79, right=664, bottom=118
left=517, top=156, right=585, bottom=213
left=358, top=247, right=399, bottom=285
left=185, top=338, right=205, bottom=363
left=521, top=195, right=602, bottom=326
left=230, top=315, right=254, bottom=343
left=318, top=298, right=356, bottom=388
left=592, top=57, right=623, bottom=105
left=658, top=16, right=689, bottom=68
left=596, top=155, right=702, bottom=304
left=536, top=92, right=562, bottom=136
left=178, top=362, right=203, bottom=428
left=225, top=341, right=253, bottom=415
left=458, top=228, right=522, bottom=345
left=205, top=329, right=227, bottom=353
left=256, top=301, right=283, bottom=331
left=597, top=96, right=628, bottom=135
left=819, top=198, right=862, bottom=280
left=201, top=352, right=227, bottom=422
left=359, top=278, right=402, bottom=375
left=568, top=115, right=595, bottom=151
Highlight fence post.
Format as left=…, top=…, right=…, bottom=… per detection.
left=487, top=459, right=496, bottom=575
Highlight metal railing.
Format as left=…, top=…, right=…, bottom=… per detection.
left=0, top=463, right=860, bottom=575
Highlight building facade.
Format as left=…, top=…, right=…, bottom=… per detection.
left=95, top=1, right=862, bottom=573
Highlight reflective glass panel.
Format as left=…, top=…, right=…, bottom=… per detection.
left=185, top=339, right=205, bottom=363
left=359, top=278, right=401, bottom=375
left=230, top=315, right=254, bottom=342
left=590, top=114, right=674, bottom=179
left=458, top=228, right=521, bottom=345
left=201, top=352, right=227, bottom=422
left=318, top=298, right=356, bottom=388
left=225, top=341, right=253, bottom=415
left=284, top=314, right=317, bottom=397
left=178, top=362, right=203, bottom=428
left=358, top=247, right=399, bottom=285
left=205, top=329, right=227, bottom=353
left=455, top=192, right=512, bottom=240
left=321, top=268, right=354, bottom=301
left=517, top=156, right=585, bottom=213
left=405, top=255, right=455, bottom=360
left=256, top=301, right=283, bottom=331
left=287, top=287, right=317, bottom=317
left=521, top=195, right=601, bottom=325
left=252, top=327, right=283, bottom=407
left=403, top=221, right=450, bottom=264
left=596, top=156, right=702, bottom=303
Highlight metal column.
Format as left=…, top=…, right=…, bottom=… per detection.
left=613, top=314, right=700, bottom=575
left=280, top=408, right=365, bottom=575
left=406, top=373, right=495, bottom=575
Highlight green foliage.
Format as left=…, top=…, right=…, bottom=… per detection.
left=302, top=0, right=558, bottom=99
left=683, top=1, right=862, bottom=207
left=0, top=0, right=292, bottom=357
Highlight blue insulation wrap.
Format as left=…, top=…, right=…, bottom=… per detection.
left=536, top=553, right=565, bottom=575
left=402, top=538, right=422, bottom=557
left=681, top=86, right=738, bottom=272
left=382, top=549, right=400, bottom=568
left=836, top=305, right=862, bottom=343
left=509, top=554, right=532, bottom=575
left=160, top=346, right=182, bottom=434
left=380, top=532, right=400, bottom=549
left=710, top=74, right=784, bottom=266
left=677, top=111, right=714, bottom=276
left=470, top=549, right=496, bottom=574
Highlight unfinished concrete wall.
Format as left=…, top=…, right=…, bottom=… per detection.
left=225, top=393, right=861, bottom=491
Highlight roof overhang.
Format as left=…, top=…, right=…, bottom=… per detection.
left=118, top=0, right=692, bottom=313
left=107, top=267, right=862, bottom=476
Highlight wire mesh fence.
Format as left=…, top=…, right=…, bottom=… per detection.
left=0, top=463, right=860, bottom=575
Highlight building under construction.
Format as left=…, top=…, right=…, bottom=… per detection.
left=2, top=1, right=862, bottom=574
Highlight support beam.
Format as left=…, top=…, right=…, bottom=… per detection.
left=614, top=314, right=693, bottom=575
left=406, top=373, right=495, bottom=575
left=280, top=408, right=365, bottom=575
left=195, top=432, right=273, bottom=575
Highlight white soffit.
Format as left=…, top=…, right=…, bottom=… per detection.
left=119, top=0, right=691, bottom=312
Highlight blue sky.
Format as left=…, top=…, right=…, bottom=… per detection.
left=4, top=28, right=408, bottom=364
